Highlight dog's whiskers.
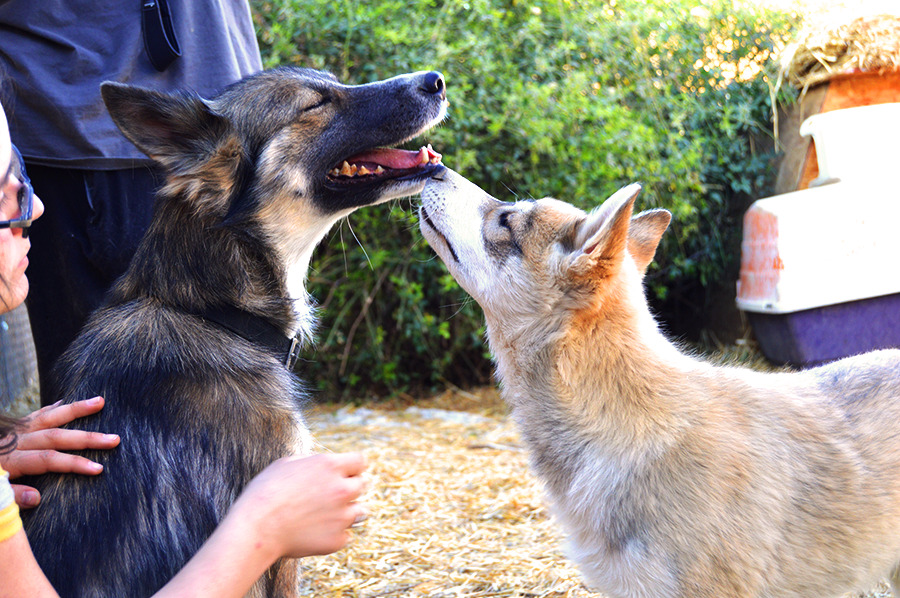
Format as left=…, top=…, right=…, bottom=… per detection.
left=343, top=216, right=373, bottom=272
left=443, top=295, right=474, bottom=320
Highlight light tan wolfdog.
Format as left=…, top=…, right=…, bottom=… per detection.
left=419, top=168, right=900, bottom=598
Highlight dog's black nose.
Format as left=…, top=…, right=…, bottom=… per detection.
left=421, top=71, right=446, bottom=100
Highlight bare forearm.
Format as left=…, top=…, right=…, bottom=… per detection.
left=0, top=530, right=59, bottom=598
left=0, top=498, right=280, bottom=598
left=151, top=507, right=278, bottom=598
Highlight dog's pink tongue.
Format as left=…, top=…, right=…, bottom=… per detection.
left=348, top=146, right=441, bottom=169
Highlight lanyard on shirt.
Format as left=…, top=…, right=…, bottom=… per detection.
left=141, top=0, right=181, bottom=72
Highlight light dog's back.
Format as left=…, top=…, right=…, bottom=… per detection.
left=420, top=168, right=900, bottom=598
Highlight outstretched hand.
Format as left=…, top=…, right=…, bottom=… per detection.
left=0, top=397, right=120, bottom=508
left=237, top=452, right=369, bottom=558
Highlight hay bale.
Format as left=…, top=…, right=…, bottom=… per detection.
left=781, top=12, right=900, bottom=91
left=773, top=5, right=900, bottom=193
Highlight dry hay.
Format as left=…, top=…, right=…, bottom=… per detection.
left=780, top=8, right=900, bottom=91
left=300, top=387, right=594, bottom=597
left=301, top=387, right=892, bottom=598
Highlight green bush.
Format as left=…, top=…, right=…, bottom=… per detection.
left=251, top=0, right=799, bottom=400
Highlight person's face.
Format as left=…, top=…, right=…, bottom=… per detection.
left=0, top=106, right=44, bottom=313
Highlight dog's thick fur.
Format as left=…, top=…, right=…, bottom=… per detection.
left=21, top=67, right=447, bottom=598
left=420, top=169, right=900, bottom=598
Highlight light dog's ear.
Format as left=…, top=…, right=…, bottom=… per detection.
left=628, top=209, right=671, bottom=275
left=101, top=82, right=232, bottom=174
left=569, top=183, right=641, bottom=279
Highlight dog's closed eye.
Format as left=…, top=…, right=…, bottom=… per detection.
left=485, top=210, right=523, bottom=258
left=303, top=97, right=331, bottom=112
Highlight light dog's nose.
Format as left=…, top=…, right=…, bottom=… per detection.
left=421, top=71, right=446, bottom=100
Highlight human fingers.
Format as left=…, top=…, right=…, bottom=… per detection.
left=11, top=484, right=41, bottom=509
left=287, top=498, right=368, bottom=557
left=307, top=454, right=368, bottom=504
left=15, top=428, right=120, bottom=452
left=4, top=449, right=104, bottom=479
left=340, top=473, right=369, bottom=504
left=332, top=500, right=369, bottom=543
left=22, top=396, right=106, bottom=432
left=329, top=452, right=367, bottom=478
left=240, top=455, right=371, bottom=559
left=349, top=501, right=369, bottom=527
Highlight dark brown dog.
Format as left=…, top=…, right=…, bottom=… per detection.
left=22, top=67, right=447, bottom=598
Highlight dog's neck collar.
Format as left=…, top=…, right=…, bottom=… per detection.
left=199, top=304, right=302, bottom=370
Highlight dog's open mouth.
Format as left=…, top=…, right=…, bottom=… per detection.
left=326, top=145, right=442, bottom=186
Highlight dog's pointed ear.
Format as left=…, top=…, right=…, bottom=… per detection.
left=628, top=209, right=671, bottom=275
left=101, top=82, right=231, bottom=171
left=569, top=183, right=641, bottom=279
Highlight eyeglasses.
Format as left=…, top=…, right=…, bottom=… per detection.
left=0, top=144, right=34, bottom=238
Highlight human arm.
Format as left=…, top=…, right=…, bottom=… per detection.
left=0, top=395, right=115, bottom=597
left=0, top=452, right=366, bottom=598
left=0, top=397, right=120, bottom=508
left=0, top=466, right=57, bottom=598
left=0, top=527, right=59, bottom=598
left=152, top=452, right=368, bottom=598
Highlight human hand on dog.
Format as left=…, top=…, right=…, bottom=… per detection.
left=0, top=396, right=120, bottom=509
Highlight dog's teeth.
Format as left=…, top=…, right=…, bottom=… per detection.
left=333, top=162, right=383, bottom=178
left=419, top=147, right=429, bottom=165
